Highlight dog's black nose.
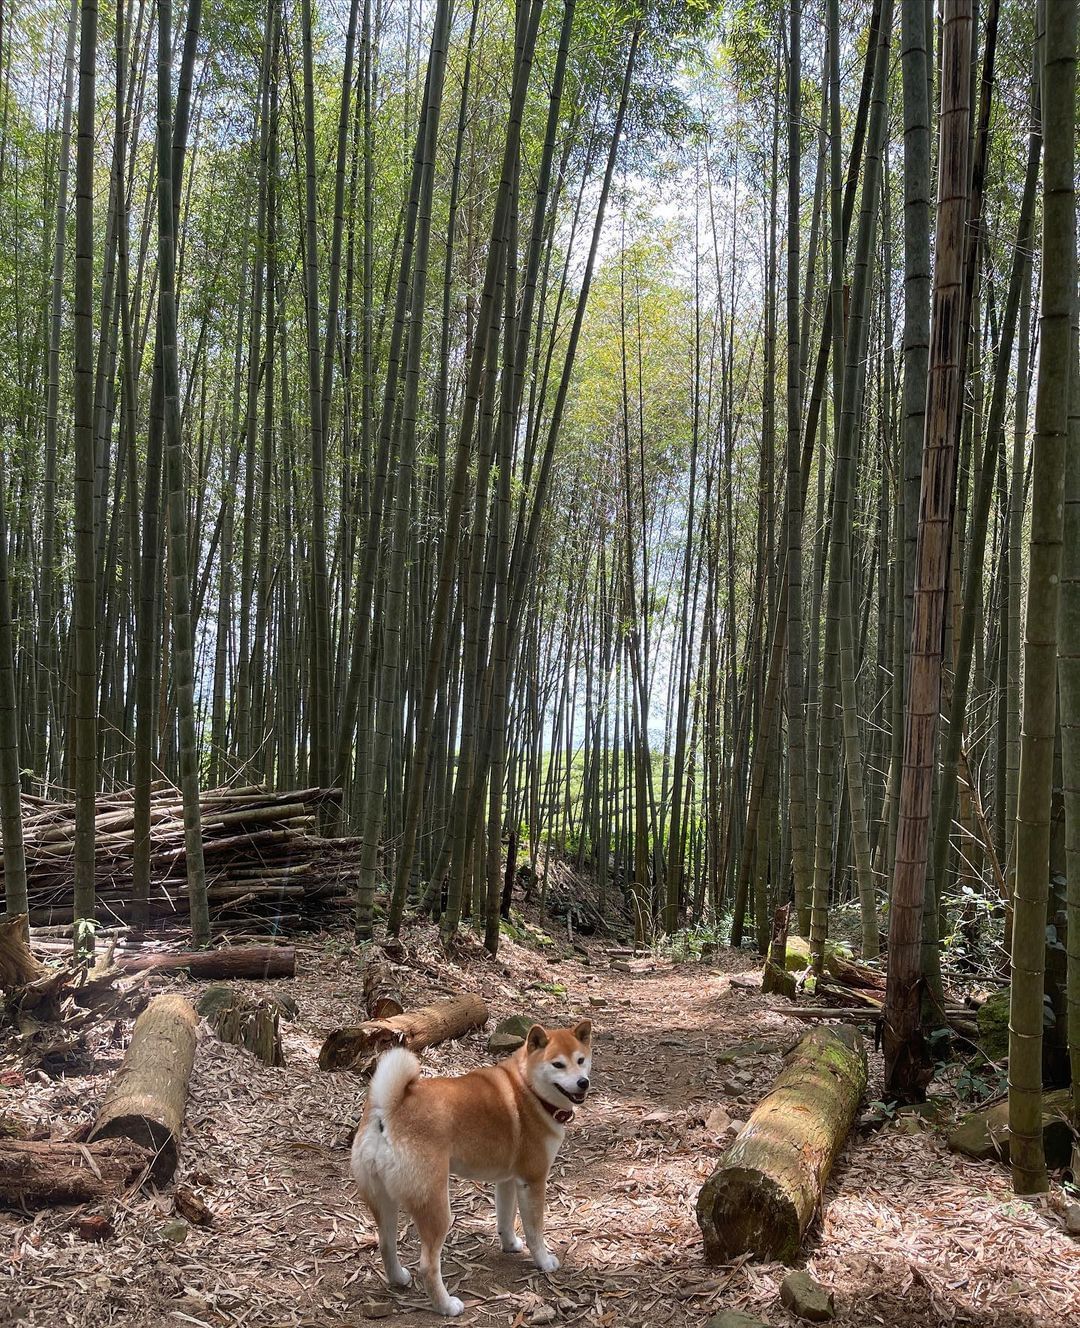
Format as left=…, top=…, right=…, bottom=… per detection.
left=577, top=1077, right=590, bottom=1091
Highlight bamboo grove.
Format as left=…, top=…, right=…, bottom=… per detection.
left=0, top=0, right=1077, bottom=1187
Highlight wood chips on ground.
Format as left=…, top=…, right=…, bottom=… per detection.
left=1, top=920, right=1077, bottom=1328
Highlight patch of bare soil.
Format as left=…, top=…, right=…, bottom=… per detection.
left=2, top=920, right=1077, bottom=1328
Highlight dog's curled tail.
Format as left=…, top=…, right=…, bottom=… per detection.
left=368, top=1045, right=421, bottom=1115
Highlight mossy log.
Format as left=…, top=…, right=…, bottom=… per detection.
left=696, top=1024, right=867, bottom=1263
left=363, top=960, right=404, bottom=1020
left=784, top=936, right=850, bottom=975
left=0, top=1137, right=153, bottom=1208
left=196, top=984, right=284, bottom=1066
left=319, top=993, right=488, bottom=1071
left=89, top=993, right=197, bottom=1183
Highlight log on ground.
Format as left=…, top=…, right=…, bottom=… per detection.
left=363, top=959, right=404, bottom=1020
left=114, top=945, right=294, bottom=980
left=319, top=993, right=488, bottom=1071
left=89, top=993, right=197, bottom=1183
left=0, top=1137, right=153, bottom=1208
left=696, top=1024, right=867, bottom=1264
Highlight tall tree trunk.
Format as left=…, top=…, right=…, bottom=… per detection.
left=883, top=0, right=973, bottom=1103
left=72, top=0, right=100, bottom=954
left=354, top=0, right=453, bottom=939
left=35, top=0, right=78, bottom=792
left=785, top=0, right=811, bottom=933
left=1009, top=0, right=1076, bottom=1193
left=157, top=0, right=209, bottom=943
left=1063, top=283, right=1080, bottom=1129
left=300, top=0, right=333, bottom=793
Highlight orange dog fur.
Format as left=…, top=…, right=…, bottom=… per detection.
left=351, top=1021, right=593, bottom=1316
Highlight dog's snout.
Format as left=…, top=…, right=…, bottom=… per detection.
left=577, top=1076, right=590, bottom=1091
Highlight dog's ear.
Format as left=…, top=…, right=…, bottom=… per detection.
left=572, top=1019, right=592, bottom=1045
left=526, top=1024, right=549, bottom=1053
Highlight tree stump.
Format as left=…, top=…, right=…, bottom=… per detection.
left=319, top=993, right=488, bottom=1071
left=0, top=916, right=69, bottom=1021
left=0, top=1137, right=153, bottom=1208
left=196, top=984, right=284, bottom=1066
left=762, top=905, right=796, bottom=998
left=696, top=1024, right=867, bottom=1263
left=0, top=915, right=43, bottom=989
left=89, top=993, right=197, bottom=1183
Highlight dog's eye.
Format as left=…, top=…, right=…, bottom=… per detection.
left=552, top=1060, right=566, bottom=1069
left=577, top=1057, right=585, bottom=1065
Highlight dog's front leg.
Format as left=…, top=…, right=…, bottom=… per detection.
left=517, top=1178, right=559, bottom=1272
left=495, top=1180, right=523, bottom=1252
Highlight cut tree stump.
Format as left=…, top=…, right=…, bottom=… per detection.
left=363, top=960, right=404, bottom=1020
left=89, top=993, right=197, bottom=1183
left=0, top=915, right=43, bottom=989
left=0, top=915, right=69, bottom=1020
left=196, top=984, right=284, bottom=1066
left=0, top=1137, right=153, bottom=1208
left=762, top=905, right=796, bottom=998
left=319, top=993, right=488, bottom=1071
left=696, top=1024, right=867, bottom=1263
left=113, top=945, right=294, bottom=980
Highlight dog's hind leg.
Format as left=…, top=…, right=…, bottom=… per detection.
left=375, top=1199, right=411, bottom=1288
left=362, top=1174, right=412, bottom=1289
left=517, top=1178, right=559, bottom=1273
left=412, top=1180, right=462, bottom=1317
left=495, top=1180, right=523, bottom=1252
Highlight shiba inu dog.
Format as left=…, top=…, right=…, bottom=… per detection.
left=351, top=1020, right=593, bottom=1316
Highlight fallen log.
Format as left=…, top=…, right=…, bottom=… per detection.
left=113, top=945, right=294, bottom=980
left=696, top=1024, right=867, bottom=1263
left=777, top=1006, right=877, bottom=1021
left=817, top=978, right=882, bottom=1009
left=0, top=1137, right=153, bottom=1208
left=89, top=994, right=197, bottom=1183
left=319, top=993, right=488, bottom=1071
left=827, top=952, right=885, bottom=991
left=363, top=960, right=404, bottom=1020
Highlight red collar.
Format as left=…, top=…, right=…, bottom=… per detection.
left=529, top=1084, right=574, bottom=1125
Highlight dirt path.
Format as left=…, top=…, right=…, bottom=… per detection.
left=2, top=928, right=1077, bottom=1328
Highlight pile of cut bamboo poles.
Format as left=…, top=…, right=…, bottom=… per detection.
left=0, top=785, right=360, bottom=930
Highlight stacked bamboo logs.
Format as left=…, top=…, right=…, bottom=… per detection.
left=0, top=785, right=362, bottom=929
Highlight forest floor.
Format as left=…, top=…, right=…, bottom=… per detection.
left=2, top=898, right=1078, bottom=1328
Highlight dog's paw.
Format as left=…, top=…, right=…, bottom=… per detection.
left=533, top=1250, right=560, bottom=1273
left=439, top=1296, right=465, bottom=1317
left=500, top=1235, right=525, bottom=1253
left=388, top=1266, right=412, bottom=1288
